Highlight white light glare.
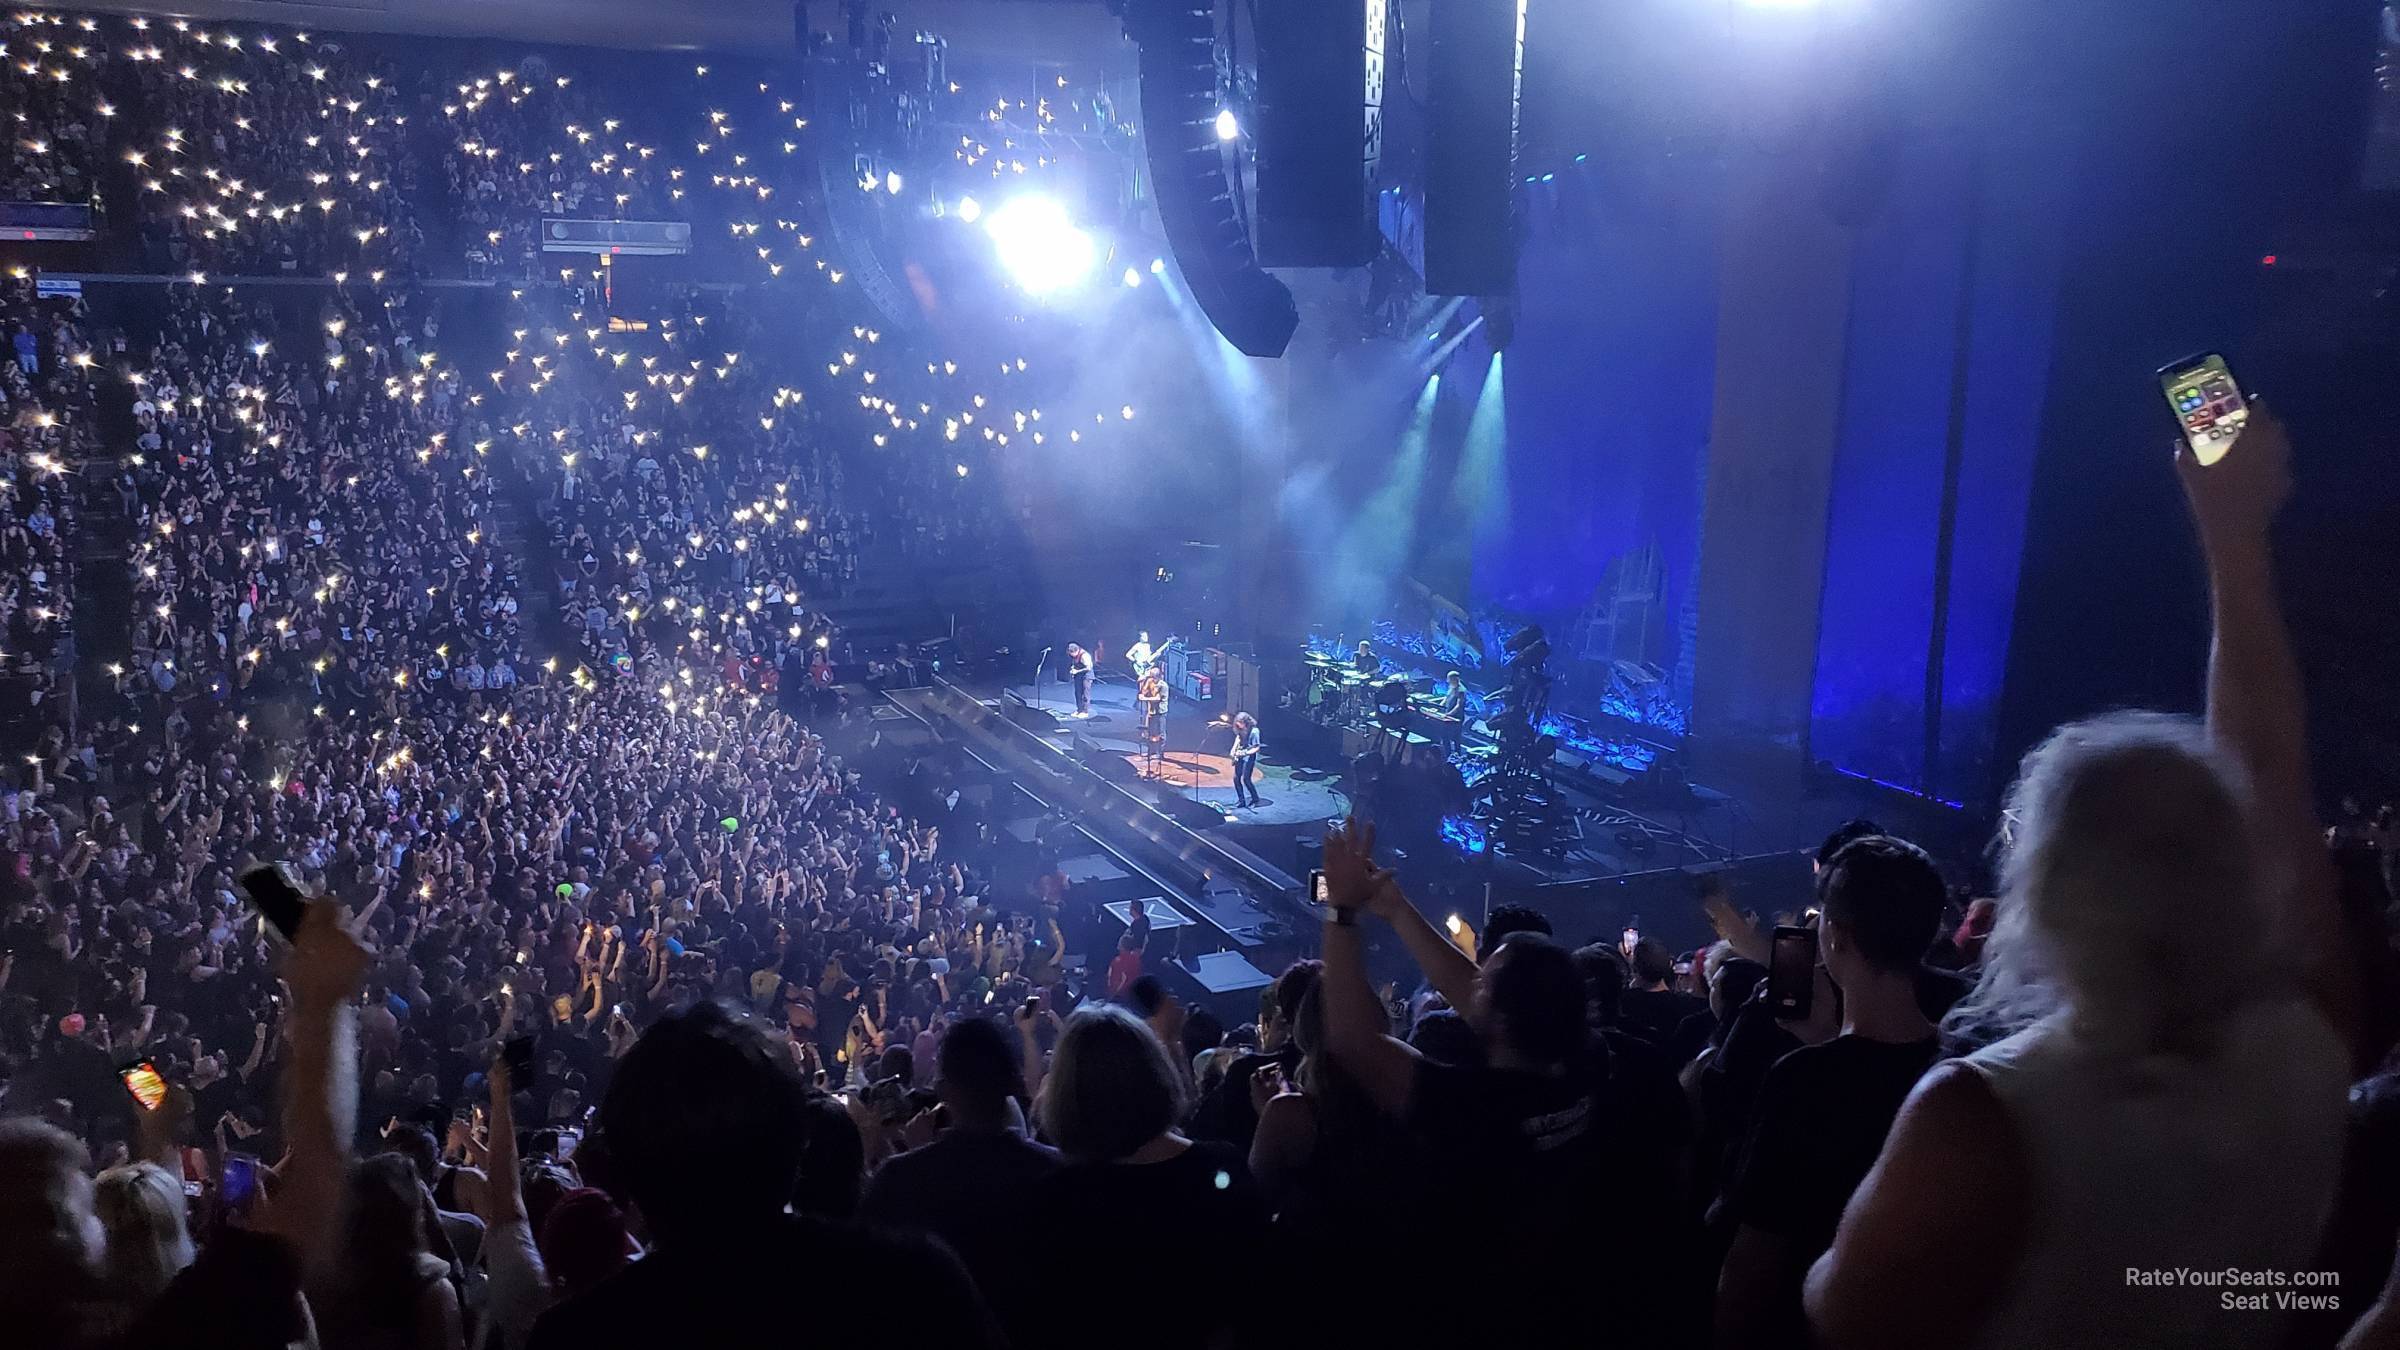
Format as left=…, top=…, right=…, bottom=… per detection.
left=1122, top=267, right=1142, bottom=288
left=984, top=195, right=1097, bottom=297
left=1149, top=257, right=1167, bottom=275
left=884, top=170, right=904, bottom=194
left=955, top=195, right=982, bottom=224
left=1214, top=108, right=1239, bottom=141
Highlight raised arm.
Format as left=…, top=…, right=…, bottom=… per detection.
left=266, top=901, right=372, bottom=1283
left=2180, top=408, right=2356, bottom=1049
left=1318, top=818, right=1422, bottom=1117
left=483, top=1061, right=527, bottom=1227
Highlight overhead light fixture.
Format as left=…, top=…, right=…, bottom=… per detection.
left=984, top=195, right=1096, bottom=296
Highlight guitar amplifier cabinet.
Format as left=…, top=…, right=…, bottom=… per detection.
left=1220, top=653, right=1263, bottom=718
left=1165, top=645, right=1212, bottom=701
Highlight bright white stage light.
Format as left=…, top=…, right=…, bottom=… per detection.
left=984, top=195, right=1096, bottom=296
left=1122, top=267, right=1142, bottom=288
left=884, top=170, right=904, bottom=194
left=1149, top=257, right=1166, bottom=275
left=955, top=195, right=982, bottom=224
left=1213, top=108, right=1239, bottom=141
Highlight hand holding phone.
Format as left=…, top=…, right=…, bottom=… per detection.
left=119, top=1059, right=168, bottom=1112
left=501, top=1034, right=537, bottom=1090
left=2158, top=353, right=2249, bottom=467
left=237, top=862, right=309, bottom=944
left=1768, top=924, right=1818, bottom=1021
left=219, top=1151, right=261, bottom=1223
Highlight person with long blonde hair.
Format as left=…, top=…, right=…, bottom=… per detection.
left=91, top=1162, right=196, bottom=1330
left=1805, top=408, right=2357, bottom=1350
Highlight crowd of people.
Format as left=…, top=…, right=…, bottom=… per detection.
left=0, top=276, right=89, bottom=740
left=0, top=8, right=2397, bottom=1350
left=0, top=9, right=791, bottom=281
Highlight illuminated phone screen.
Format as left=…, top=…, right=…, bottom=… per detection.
left=121, top=1062, right=167, bottom=1112
left=2161, top=354, right=2248, bottom=467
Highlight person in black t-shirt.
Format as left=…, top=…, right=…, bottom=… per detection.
left=1188, top=959, right=1317, bottom=1152
left=1618, top=937, right=1709, bottom=1045
left=860, top=1016, right=1059, bottom=1344
left=1711, top=835, right=1946, bottom=1350
left=1316, top=817, right=1670, bottom=1346
left=1027, top=1003, right=1268, bottom=1350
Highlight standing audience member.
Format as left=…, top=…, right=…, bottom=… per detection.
left=1806, top=408, right=2357, bottom=1350
left=0, top=1117, right=106, bottom=1348
left=1030, top=1004, right=1268, bottom=1350
left=862, top=1016, right=1059, bottom=1342
left=1714, top=836, right=1945, bottom=1350
left=1621, top=938, right=1709, bottom=1046
left=1315, top=818, right=1671, bottom=1346
left=527, top=1003, right=998, bottom=1350
left=91, top=1162, right=198, bottom=1336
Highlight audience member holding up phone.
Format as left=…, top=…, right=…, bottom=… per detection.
left=1714, top=837, right=1946, bottom=1350
left=1805, top=404, right=2358, bottom=1350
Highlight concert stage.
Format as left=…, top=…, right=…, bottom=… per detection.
left=998, top=672, right=1351, bottom=829
left=881, top=675, right=1322, bottom=1018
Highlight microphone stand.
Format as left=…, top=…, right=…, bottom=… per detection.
left=1034, top=647, right=1052, bottom=711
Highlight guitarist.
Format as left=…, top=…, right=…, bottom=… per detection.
left=1229, top=711, right=1262, bottom=809
left=1127, top=631, right=1178, bottom=679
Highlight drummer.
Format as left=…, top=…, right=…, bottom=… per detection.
left=1352, top=639, right=1378, bottom=676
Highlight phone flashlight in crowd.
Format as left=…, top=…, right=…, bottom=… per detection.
left=1308, top=869, right=1329, bottom=905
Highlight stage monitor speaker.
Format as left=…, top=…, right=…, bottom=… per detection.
left=1001, top=695, right=1061, bottom=735
left=1254, top=0, right=1383, bottom=267
left=1123, top=0, right=1298, bottom=357
left=1424, top=0, right=1524, bottom=297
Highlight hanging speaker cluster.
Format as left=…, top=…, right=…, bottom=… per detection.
left=1121, top=0, right=1298, bottom=358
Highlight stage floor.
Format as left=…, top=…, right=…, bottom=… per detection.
left=1004, top=677, right=1349, bottom=829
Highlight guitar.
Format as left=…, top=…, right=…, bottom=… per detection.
left=1127, top=635, right=1182, bottom=676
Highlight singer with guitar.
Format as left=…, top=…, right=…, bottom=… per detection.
left=1229, top=711, right=1262, bottom=809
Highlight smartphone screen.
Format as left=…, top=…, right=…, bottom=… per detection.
left=501, top=1034, right=537, bottom=1088
left=1768, top=925, right=1818, bottom=1021
left=1307, top=869, right=1329, bottom=905
left=237, top=862, right=309, bottom=944
left=119, top=1060, right=168, bottom=1112
left=2158, top=353, right=2249, bottom=467
left=220, top=1152, right=260, bottom=1216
